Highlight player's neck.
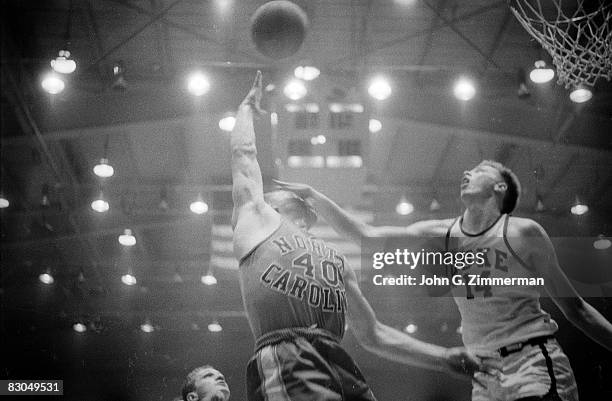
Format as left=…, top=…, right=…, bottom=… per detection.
left=462, top=199, right=501, bottom=234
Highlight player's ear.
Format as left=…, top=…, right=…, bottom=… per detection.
left=494, top=182, right=507, bottom=194
left=186, top=391, right=199, bottom=401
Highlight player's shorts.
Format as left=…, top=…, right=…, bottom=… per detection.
left=246, top=327, right=377, bottom=401
left=472, top=337, right=578, bottom=401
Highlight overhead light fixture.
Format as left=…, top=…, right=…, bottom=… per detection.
left=201, top=272, right=218, bottom=285
left=593, top=235, right=611, bottom=250
left=118, top=229, right=136, bottom=246
left=404, top=324, right=418, bottom=334
left=121, top=274, right=137, bottom=286
left=140, top=321, right=155, bottom=333
left=369, top=119, right=382, bottom=133
left=39, top=271, right=54, bottom=285
left=93, top=158, right=114, bottom=178
left=51, top=50, right=76, bottom=74
left=570, top=197, right=588, bottom=215
left=190, top=195, right=209, bottom=215
left=41, top=72, right=65, bottom=94
left=535, top=195, right=546, bottom=212
left=396, top=196, right=414, bottom=215
left=294, top=65, right=320, bottom=81
left=283, top=79, right=307, bottom=100
left=207, top=320, right=223, bottom=332
left=91, top=192, right=109, bottom=213
left=187, top=71, right=210, bottom=96
left=72, top=322, right=87, bottom=333
left=111, top=61, right=128, bottom=90
left=454, top=78, right=476, bottom=101
left=265, top=83, right=276, bottom=92
left=368, top=76, right=391, bottom=100
left=429, top=198, right=441, bottom=211
left=569, top=86, right=592, bottom=103
left=304, top=103, right=319, bottom=113
left=218, top=113, right=236, bottom=132
left=529, top=60, right=554, bottom=84
left=0, top=194, right=8, bottom=208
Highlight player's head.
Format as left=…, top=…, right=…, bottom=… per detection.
left=460, top=160, right=521, bottom=214
left=182, top=365, right=230, bottom=401
left=264, top=190, right=317, bottom=231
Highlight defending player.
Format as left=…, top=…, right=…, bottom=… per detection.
left=275, top=161, right=612, bottom=400
left=181, top=365, right=230, bottom=401
left=231, top=72, right=499, bottom=401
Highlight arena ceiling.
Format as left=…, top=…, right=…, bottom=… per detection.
left=1, top=1, right=611, bottom=400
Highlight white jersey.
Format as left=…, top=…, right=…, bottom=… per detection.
left=446, top=214, right=558, bottom=352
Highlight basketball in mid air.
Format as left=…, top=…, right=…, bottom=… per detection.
left=250, top=1, right=309, bottom=59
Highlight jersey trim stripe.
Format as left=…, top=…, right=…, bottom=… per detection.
left=502, top=214, right=534, bottom=273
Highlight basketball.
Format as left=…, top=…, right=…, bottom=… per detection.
left=250, top=1, right=308, bottom=59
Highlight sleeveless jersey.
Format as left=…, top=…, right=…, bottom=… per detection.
left=446, top=214, right=558, bottom=351
left=238, top=219, right=348, bottom=339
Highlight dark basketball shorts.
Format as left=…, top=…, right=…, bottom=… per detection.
left=246, top=328, right=377, bottom=401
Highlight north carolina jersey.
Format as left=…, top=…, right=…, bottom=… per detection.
left=239, top=219, right=348, bottom=339
left=446, top=214, right=558, bottom=352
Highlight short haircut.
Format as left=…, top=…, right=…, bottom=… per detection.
left=182, top=365, right=214, bottom=401
left=478, top=160, right=521, bottom=214
left=264, top=190, right=317, bottom=228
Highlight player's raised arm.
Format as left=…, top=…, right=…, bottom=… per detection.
left=273, top=180, right=448, bottom=243
left=231, top=71, right=265, bottom=220
left=519, top=219, right=612, bottom=351
left=343, top=260, right=500, bottom=380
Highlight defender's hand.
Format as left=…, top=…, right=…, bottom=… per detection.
left=444, top=347, right=501, bottom=386
left=240, top=70, right=265, bottom=115
left=272, top=179, right=314, bottom=199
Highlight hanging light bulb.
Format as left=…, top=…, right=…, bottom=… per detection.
left=187, top=71, right=210, bottom=96
left=218, top=113, right=236, bottom=132
left=368, top=76, right=392, bottom=100
left=93, top=158, right=114, bottom=178
left=570, top=197, right=588, bottom=215
left=283, top=79, right=307, bottom=100
left=404, top=324, right=418, bottom=334
left=51, top=50, right=77, bottom=74
left=91, top=192, right=109, bottom=213
left=454, top=78, right=476, bottom=101
left=569, top=86, right=592, bottom=103
left=593, top=235, right=611, bottom=250
left=190, top=195, right=209, bottom=215
left=118, top=229, right=136, bottom=246
left=529, top=60, right=554, bottom=84
left=429, top=198, right=440, bottom=211
left=140, top=320, right=155, bottom=333
left=72, top=322, right=87, bottom=333
left=294, top=65, right=320, bottom=81
left=201, top=270, right=218, bottom=285
left=0, top=194, right=9, bottom=208
left=39, top=271, right=54, bottom=285
left=396, top=196, right=414, bottom=215
left=369, top=119, right=382, bottom=133
left=121, top=274, right=137, bottom=286
left=41, top=72, right=65, bottom=94
left=207, top=320, right=223, bottom=332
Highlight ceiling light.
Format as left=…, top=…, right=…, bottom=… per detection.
left=91, top=193, right=109, bottom=213
left=570, top=199, right=589, bottom=216
left=316, top=134, right=326, bottom=144
left=593, top=235, right=611, bottom=250
left=270, top=112, right=278, bottom=126
left=51, top=50, right=76, bottom=74
left=283, top=79, right=307, bottom=100
left=404, top=324, right=418, bottom=334
left=529, top=60, right=554, bottom=83
left=118, top=229, right=136, bottom=246
left=304, top=103, right=319, bottom=113
left=329, top=103, right=343, bottom=113
left=396, top=196, right=414, bottom=215
left=535, top=195, right=546, bottom=212
left=93, top=158, right=114, bottom=178
left=201, top=273, right=218, bottom=285
left=218, top=113, right=236, bottom=132
left=140, top=321, right=155, bottom=333
left=41, top=73, right=65, bottom=94
left=368, top=77, right=391, bottom=100
left=294, top=65, right=320, bottom=81
left=454, top=78, right=476, bottom=101
left=187, top=71, right=210, bottom=96
left=265, top=83, right=276, bottom=92
left=190, top=196, right=208, bottom=215
left=429, top=198, right=441, bottom=211
left=121, top=274, right=137, bottom=286
left=369, top=119, right=382, bottom=133
left=0, top=195, right=9, bottom=208
left=39, top=272, right=54, bottom=285
left=349, top=103, right=364, bottom=113
left=72, top=323, right=87, bottom=333
left=207, top=321, right=223, bottom=332
left=569, top=86, right=592, bottom=103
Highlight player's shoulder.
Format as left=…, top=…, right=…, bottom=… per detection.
left=506, top=215, right=546, bottom=237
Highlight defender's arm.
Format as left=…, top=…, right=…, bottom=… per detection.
left=524, top=220, right=612, bottom=351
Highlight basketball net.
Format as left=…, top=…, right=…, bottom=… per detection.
left=510, top=0, right=612, bottom=89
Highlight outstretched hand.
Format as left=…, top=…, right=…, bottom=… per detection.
left=240, top=70, right=265, bottom=115
left=272, top=179, right=314, bottom=199
left=444, top=347, right=501, bottom=386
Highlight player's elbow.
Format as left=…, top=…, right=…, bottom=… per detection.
left=353, top=321, right=384, bottom=351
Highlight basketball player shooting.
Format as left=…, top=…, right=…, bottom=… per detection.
left=275, top=162, right=612, bottom=401
left=230, top=71, right=499, bottom=401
